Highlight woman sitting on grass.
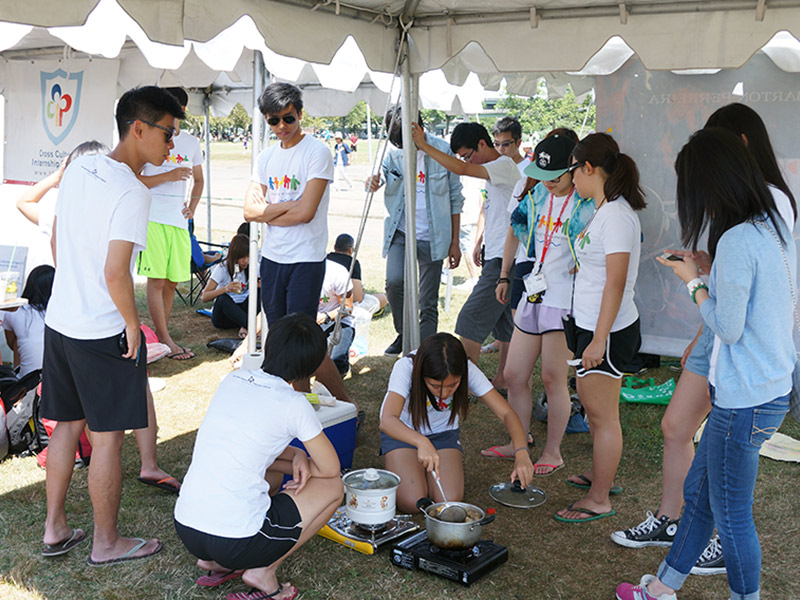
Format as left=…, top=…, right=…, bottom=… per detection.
left=174, top=313, right=343, bottom=600
left=201, top=233, right=258, bottom=339
left=379, top=332, right=534, bottom=513
left=2, top=265, right=54, bottom=377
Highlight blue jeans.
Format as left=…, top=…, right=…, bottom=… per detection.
left=321, top=322, right=354, bottom=375
left=657, top=388, right=789, bottom=600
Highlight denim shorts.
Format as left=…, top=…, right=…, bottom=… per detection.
left=683, top=325, right=714, bottom=378
left=379, top=428, right=462, bottom=455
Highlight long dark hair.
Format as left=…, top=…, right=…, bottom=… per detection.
left=409, top=333, right=469, bottom=431
left=516, top=128, right=580, bottom=201
left=225, top=234, right=249, bottom=278
left=21, top=265, right=55, bottom=312
left=675, top=128, right=784, bottom=259
left=571, top=133, right=646, bottom=210
left=704, top=103, right=796, bottom=220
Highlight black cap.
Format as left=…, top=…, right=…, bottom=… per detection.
left=524, top=134, right=576, bottom=181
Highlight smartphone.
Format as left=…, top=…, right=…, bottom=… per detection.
left=660, top=252, right=683, bottom=262
left=479, top=244, right=485, bottom=267
left=118, top=330, right=129, bottom=355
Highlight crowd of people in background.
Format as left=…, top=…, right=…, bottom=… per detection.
left=0, top=78, right=795, bottom=600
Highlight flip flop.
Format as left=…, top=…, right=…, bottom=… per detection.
left=137, top=476, right=181, bottom=493
left=41, top=528, right=87, bottom=557
left=227, top=584, right=299, bottom=600
left=197, top=569, right=244, bottom=587
left=167, top=349, right=195, bottom=360
left=565, top=474, right=623, bottom=495
left=533, top=463, right=564, bottom=477
left=86, top=538, right=163, bottom=567
left=480, top=445, right=515, bottom=460
left=554, top=502, right=616, bottom=523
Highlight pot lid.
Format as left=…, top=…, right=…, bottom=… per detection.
left=489, top=481, right=546, bottom=509
left=343, top=468, right=401, bottom=490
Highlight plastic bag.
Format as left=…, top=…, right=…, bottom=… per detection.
left=619, top=376, right=675, bottom=405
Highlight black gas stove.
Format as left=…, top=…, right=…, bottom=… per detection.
left=390, top=530, right=508, bottom=586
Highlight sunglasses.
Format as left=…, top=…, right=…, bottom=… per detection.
left=493, top=139, right=519, bottom=149
left=128, top=119, right=176, bottom=143
left=567, top=161, right=585, bottom=175
left=266, top=114, right=297, bottom=126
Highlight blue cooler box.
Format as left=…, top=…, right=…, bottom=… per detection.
left=289, top=400, right=357, bottom=470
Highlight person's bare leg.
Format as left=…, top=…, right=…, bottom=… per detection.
left=313, top=356, right=356, bottom=409
left=484, top=331, right=540, bottom=457
left=240, top=477, right=343, bottom=597
left=460, top=337, right=481, bottom=366
left=557, top=374, right=622, bottom=519
left=424, top=449, right=463, bottom=502
left=386, top=448, right=432, bottom=513
left=162, top=279, right=178, bottom=327
left=658, top=369, right=710, bottom=520
left=134, top=387, right=177, bottom=485
left=43, top=420, right=86, bottom=545
left=147, top=278, right=179, bottom=355
left=492, top=341, right=510, bottom=389
left=535, top=332, right=572, bottom=473
left=87, top=430, right=160, bottom=562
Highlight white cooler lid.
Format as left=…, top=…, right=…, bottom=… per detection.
left=314, top=399, right=358, bottom=428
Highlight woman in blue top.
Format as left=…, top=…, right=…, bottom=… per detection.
left=616, top=128, right=795, bottom=600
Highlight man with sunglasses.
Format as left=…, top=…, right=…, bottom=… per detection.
left=136, top=87, right=204, bottom=361
left=366, top=106, right=464, bottom=356
left=244, top=83, right=358, bottom=414
left=41, top=86, right=184, bottom=566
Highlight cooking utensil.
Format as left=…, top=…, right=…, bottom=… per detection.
left=342, top=468, right=401, bottom=526
left=488, top=479, right=546, bottom=509
left=431, top=470, right=466, bottom=522
left=416, top=497, right=495, bottom=550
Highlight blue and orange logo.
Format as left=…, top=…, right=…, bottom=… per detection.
left=40, top=69, right=83, bottom=145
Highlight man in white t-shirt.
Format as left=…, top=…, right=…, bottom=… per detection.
left=137, top=87, right=204, bottom=361
left=41, top=86, right=184, bottom=566
left=244, top=83, right=357, bottom=414
left=412, top=122, right=521, bottom=386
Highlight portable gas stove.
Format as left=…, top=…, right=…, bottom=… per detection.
left=317, top=506, right=419, bottom=555
left=390, top=530, right=508, bottom=586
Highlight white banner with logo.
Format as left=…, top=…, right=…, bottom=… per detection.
left=3, top=58, right=118, bottom=185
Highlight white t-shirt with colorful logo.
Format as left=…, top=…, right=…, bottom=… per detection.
left=380, top=354, right=494, bottom=436
left=252, top=135, right=334, bottom=264
left=573, top=197, right=641, bottom=332
left=142, top=130, right=203, bottom=229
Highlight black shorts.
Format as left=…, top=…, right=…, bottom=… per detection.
left=174, top=493, right=303, bottom=570
left=565, top=318, right=641, bottom=379
left=40, top=326, right=148, bottom=432
left=510, top=260, right=534, bottom=308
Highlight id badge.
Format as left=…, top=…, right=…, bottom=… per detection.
left=523, top=271, right=547, bottom=296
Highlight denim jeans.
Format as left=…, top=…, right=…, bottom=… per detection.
left=321, top=322, right=355, bottom=375
left=657, top=388, right=789, bottom=600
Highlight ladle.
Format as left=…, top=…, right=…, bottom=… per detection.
left=431, top=470, right=467, bottom=522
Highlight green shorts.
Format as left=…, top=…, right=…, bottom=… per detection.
left=137, top=222, right=191, bottom=283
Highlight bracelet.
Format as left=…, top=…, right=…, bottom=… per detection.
left=513, top=447, right=527, bottom=454
left=685, top=277, right=704, bottom=294
left=497, top=277, right=511, bottom=285
left=691, top=284, right=708, bottom=304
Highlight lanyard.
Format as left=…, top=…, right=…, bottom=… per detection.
left=535, top=188, right=573, bottom=273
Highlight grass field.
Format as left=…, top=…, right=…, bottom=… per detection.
left=2, top=235, right=799, bottom=599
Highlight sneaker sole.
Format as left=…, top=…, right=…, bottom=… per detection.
left=690, top=566, right=726, bottom=576
left=610, top=533, right=674, bottom=549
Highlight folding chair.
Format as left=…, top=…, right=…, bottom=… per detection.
left=176, top=220, right=225, bottom=307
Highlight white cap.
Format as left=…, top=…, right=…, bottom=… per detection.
left=334, top=131, right=343, bottom=139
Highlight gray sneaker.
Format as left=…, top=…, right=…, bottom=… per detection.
left=611, top=511, right=680, bottom=548
left=690, top=535, right=726, bottom=575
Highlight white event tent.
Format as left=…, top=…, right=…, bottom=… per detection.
left=3, top=0, right=800, bottom=357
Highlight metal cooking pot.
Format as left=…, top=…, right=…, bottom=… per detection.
left=342, top=468, right=401, bottom=526
left=416, top=497, right=495, bottom=550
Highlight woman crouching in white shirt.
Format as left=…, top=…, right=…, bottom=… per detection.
left=174, top=313, right=342, bottom=600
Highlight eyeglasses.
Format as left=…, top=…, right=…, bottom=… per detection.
left=128, top=119, right=176, bottom=143
left=567, top=161, right=585, bottom=175
left=493, top=139, right=519, bottom=149
left=459, top=149, right=475, bottom=162
left=266, top=114, right=297, bottom=126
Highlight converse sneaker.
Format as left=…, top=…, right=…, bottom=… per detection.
left=690, top=534, right=726, bottom=575
left=384, top=335, right=403, bottom=357
left=611, top=511, right=680, bottom=548
left=616, top=575, right=677, bottom=600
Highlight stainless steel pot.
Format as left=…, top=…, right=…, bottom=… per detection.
left=342, top=468, right=401, bottom=526
left=416, top=497, right=496, bottom=550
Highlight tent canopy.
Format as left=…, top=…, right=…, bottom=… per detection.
left=4, top=0, right=800, bottom=75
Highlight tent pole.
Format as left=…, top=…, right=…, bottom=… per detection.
left=401, top=55, right=420, bottom=354
left=366, top=102, right=373, bottom=165
left=247, top=50, right=266, bottom=356
left=203, top=95, right=212, bottom=245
